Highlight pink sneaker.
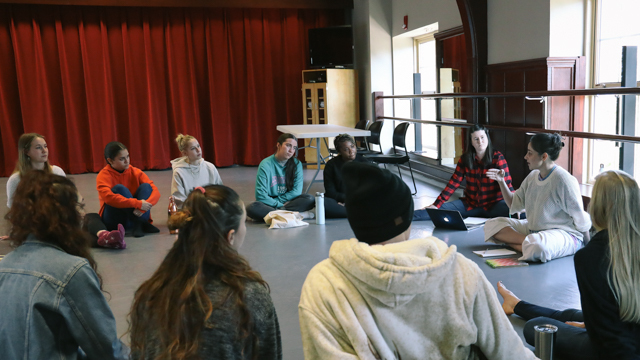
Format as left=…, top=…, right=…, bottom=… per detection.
left=97, top=224, right=126, bottom=249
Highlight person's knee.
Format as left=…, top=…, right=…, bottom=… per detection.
left=136, top=183, right=152, bottom=198
left=523, top=317, right=550, bottom=346
left=299, top=194, right=314, bottom=203
left=523, top=237, right=552, bottom=262
left=111, top=184, right=131, bottom=196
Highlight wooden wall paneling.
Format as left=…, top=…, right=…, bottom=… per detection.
left=455, top=0, right=487, bottom=123
left=486, top=58, right=548, bottom=187
left=485, top=57, right=586, bottom=186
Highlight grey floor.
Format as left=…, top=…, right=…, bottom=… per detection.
left=0, top=166, right=581, bottom=359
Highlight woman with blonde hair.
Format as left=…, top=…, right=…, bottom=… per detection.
left=170, top=133, right=223, bottom=209
left=498, top=170, right=640, bottom=360
left=6, top=133, right=65, bottom=207
left=129, top=185, right=281, bottom=360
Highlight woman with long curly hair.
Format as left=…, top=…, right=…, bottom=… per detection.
left=0, top=171, right=129, bottom=359
left=129, top=185, right=282, bottom=360
left=498, top=170, right=640, bottom=359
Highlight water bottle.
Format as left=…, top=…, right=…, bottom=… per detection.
left=315, top=192, right=325, bottom=225
left=534, top=324, right=557, bottom=360
left=168, top=196, right=178, bottom=235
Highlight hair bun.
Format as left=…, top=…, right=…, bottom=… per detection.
left=168, top=210, right=192, bottom=230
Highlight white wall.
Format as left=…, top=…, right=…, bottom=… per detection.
left=549, top=0, right=585, bottom=57
left=487, top=0, right=550, bottom=64
left=391, top=0, right=461, bottom=36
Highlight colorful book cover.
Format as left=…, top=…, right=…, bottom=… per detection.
left=486, top=258, right=529, bottom=268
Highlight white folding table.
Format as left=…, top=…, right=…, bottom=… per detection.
left=276, top=124, right=370, bottom=194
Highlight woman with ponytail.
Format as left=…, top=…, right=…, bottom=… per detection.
left=484, top=133, right=591, bottom=262
left=129, top=185, right=282, bottom=360
left=498, top=170, right=640, bottom=360
left=246, top=133, right=315, bottom=221
left=0, top=171, right=129, bottom=359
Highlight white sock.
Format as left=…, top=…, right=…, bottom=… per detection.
left=300, top=210, right=315, bottom=219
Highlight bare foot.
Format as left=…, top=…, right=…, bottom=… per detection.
left=497, top=281, right=521, bottom=316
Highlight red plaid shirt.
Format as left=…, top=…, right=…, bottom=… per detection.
left=434, top=150, right=514, bottom=210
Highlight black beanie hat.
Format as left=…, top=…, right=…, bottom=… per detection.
left=343, top=162, right=414, bottom=244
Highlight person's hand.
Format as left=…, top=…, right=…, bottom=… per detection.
left=565, top=321, right=585, bottom=328
left=133, top=209, right=144, bottom=217
left=338, top=202, right=345, bottom=206
left=486, top=168, right=506, bottom=182
left=0, top=235, right=9, bottom=240
left=423, top=204, right=437, bottom=210
left=140, top=200, right=152, bottom=212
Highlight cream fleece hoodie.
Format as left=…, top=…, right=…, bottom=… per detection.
left=170, top=157, right=222, bottom=207
left=299, top=237, right=537, bottom=360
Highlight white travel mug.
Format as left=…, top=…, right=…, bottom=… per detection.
left=315, top=192, right=325, bottom=225
left=534, top=324, right=557, bottom=360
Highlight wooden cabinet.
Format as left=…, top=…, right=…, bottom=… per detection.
left=301, top=69, right=358, bottom=164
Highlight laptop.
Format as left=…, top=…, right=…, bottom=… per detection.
left=425, top=208, right=487, bottom=231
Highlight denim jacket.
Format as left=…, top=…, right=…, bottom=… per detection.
left=0, top=236, right=129, bottom=359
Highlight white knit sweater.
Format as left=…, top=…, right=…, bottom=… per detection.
left=511, top=166, right=591, bottom=238
left=299, top=237, right=537, bottom=360
left=6, top=166, right=66, bottom=207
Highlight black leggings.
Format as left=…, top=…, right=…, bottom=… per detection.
left=82, top=213, right=107, bottom=247
left=324, top=197, right=347, bottom=218
left=514, top=301, right=596, bottom=360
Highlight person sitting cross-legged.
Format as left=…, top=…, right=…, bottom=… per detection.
left=298, top=162, right=536, bottom=360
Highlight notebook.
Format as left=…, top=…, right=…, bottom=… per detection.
left=426, top=208, right=487, bottom=231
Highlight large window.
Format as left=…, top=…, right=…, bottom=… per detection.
left=588, top=0, right=640, bottom=181
left=415, top=35, right=438, bottom=159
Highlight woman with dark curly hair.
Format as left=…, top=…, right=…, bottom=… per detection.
left=129, top=185, right=281, bottom=360
left=0, top=171, right=129, bottom=359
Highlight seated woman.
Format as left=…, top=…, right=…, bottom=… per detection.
left=413, top=124, right=516, bottom=221
left=246, top=133, right=315, bottom=221
left=484, top=133, right=591, bottom=262
left=323, top=134, right=372, bottom=218
left=6, top=133, right=65, bottom=207
left=97, top=141, right=161, bottom=238
left=0, top=171, right=129, bottom=359
left=170, top=133, right=223, bottom=209
left=129, top=185, right=282, bottom=359
left=497, top=170, right=640, bottom=360
left=5, top=133, right=125, bottom=249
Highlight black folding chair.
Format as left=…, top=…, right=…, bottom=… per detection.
left=364, top=122, right=417, bottom=195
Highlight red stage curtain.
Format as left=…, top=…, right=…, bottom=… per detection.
left=0, top=5, right=344, bottom=176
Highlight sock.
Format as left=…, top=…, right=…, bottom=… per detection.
left=133, top=221, right=144, bottom=238
left=300, top=210, right=315, bottom=219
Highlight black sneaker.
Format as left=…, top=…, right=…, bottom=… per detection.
left=141, top=222, right=160, bottom=234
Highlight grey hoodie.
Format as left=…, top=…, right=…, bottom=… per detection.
left=299, top=237, right=537, bottom=360
left=170, top=157, right=222, bottom=207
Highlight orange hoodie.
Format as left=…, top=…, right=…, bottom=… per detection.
left=96, top=165, right=161, bottom=219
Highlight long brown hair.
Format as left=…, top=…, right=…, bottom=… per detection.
left=129, top=185, right=267, bottom=360
left=14, top=133, right=53, bottom=176
left=5, top=171, right=100, bottom=285
left=276, top=133, right=299, bottom=191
